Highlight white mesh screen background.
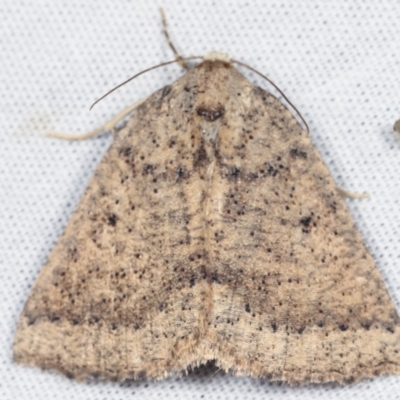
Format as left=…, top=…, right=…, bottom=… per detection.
left=1, top=0, right=400, bottom=399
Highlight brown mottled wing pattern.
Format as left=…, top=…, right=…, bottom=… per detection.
left=13, top=60, right=400, bottom=384
left=13, top=71, right=214, bottom=380
left=192, top=62, right=400, bottom=383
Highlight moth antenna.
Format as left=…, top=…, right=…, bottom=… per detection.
left=159, top=8, right=189, bottom=70
left=233, top=59, right=310, bottom=135
left=90, top=56, right=201, bottom=110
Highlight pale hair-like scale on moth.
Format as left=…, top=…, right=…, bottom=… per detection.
left=203, top=52, right=232, bottom=63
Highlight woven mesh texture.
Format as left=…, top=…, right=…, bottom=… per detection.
left=1, top=0, right=400, bottom=398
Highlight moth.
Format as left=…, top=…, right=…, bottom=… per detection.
left=13, top=10, right=400, bottom=385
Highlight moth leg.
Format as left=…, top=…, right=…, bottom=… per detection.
left=46, top=98, right=146, bottom=141
left=336, top=186, right=369, bottom=199
left=394, top=119, right=400, bottom=139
